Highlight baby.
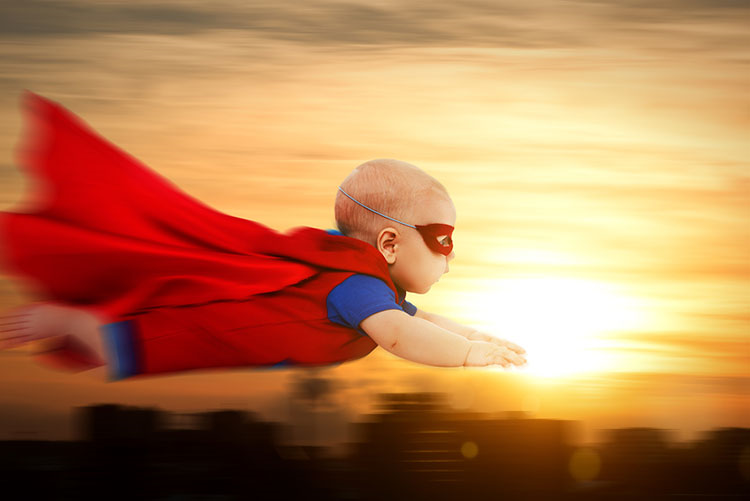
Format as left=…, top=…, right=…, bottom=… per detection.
left=0, top=94, right=525, bottom=379
left=332, top=159, right=525, bottom=368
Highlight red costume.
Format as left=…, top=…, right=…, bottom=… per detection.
left=1, top=93, right=401, bottom=379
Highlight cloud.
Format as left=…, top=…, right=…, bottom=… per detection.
left=3, top=0, right=746, bottom=50
left=1, top=0, right=233, bottom=36
left=575, top=0, right=750, bottom=11
left=599, top=332, right=750, bottom=375
left=596, top=371, right=750, bottom=396
left=1, top=1, right=533, bottom=48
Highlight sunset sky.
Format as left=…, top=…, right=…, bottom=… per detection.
left=0, top=0, right=747, bottom=443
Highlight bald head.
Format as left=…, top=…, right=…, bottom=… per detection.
left=335, top=159, right=450, bottom=245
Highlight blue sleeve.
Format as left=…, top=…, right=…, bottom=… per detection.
left=401, top=299, right=417, bottom=316
left=100, top=320, right=140, bottom=381
left=327, top=274, right=418, bottom=335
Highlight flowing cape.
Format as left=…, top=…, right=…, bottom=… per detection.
left=1, top=93, right=395, bottom=323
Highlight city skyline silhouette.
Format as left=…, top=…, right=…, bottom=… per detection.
left=1, top=390, right=747, bottom=500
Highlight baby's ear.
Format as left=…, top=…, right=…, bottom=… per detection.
left=376, top=228, right=399, bottom=264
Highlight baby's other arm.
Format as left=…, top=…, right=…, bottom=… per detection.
left=360, top=310, right=525, bottom=368
left=415, top=309, right=526, bottom=357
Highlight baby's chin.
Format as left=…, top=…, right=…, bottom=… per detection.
left=395, top=278, right=437, bottom=295
left=407, top=283, right=433, bottom=295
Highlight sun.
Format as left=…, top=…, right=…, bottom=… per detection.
left=459, top=275, right=646, bottom=378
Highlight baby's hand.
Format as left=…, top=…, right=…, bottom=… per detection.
left=464, top=340, right=527, bottom=368
left=467, top=331, right=526, bottom=355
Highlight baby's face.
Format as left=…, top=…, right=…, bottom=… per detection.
left=389, top=194, right=456, bottom=294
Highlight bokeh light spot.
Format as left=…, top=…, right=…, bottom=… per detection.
left=461, top=440, right=478, bottom=459
left=569, top=447, right=601, bottom=482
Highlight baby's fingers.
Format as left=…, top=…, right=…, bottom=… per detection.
left=490, top=353, right=511, bottom=368
left=505, top=349, right=526, bottom=366
left=480, top=335, right=526, bottom=355
left=498, top=339, right=526, bottom=355
left=493, top=347, right=526, bottom=367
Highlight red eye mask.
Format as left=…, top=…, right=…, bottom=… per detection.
left=416, top=224, right=454, bottom=256
left=338, top=187, right=454, bottom=256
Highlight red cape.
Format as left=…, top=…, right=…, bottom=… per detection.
left=1, top=93, right=396, bottom=322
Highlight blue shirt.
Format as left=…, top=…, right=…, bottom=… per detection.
left=325, top=229, right=417, bottom=335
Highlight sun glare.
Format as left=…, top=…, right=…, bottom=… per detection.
left=462, top=275, right=647, bottom=378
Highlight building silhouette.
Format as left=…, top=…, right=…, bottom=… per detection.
left=349, top=392, right=572, bottom=500
left=0, top=393, right=747, bottom=500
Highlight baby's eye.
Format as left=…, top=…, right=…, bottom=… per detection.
left=437, top=235, right=452, bottom=247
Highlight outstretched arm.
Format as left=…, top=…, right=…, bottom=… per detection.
left=360, top=309, right=525, bottom=368
left=415, top=309, right=526, bottom=356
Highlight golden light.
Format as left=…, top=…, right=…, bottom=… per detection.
left=458, top=274, right=648, bottom=378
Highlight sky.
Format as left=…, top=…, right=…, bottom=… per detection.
left=0, top=0, right=747, bottom=443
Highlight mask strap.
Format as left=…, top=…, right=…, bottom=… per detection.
left=337, top=187, right=417, bottom=229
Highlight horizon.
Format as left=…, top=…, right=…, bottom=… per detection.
left=2, top=393, right=746, bottom=449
